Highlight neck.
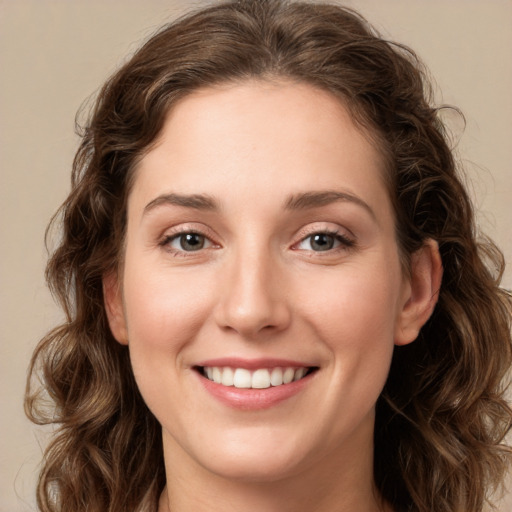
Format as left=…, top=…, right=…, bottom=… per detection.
left=159, top=476, right=389, bottom=512
left=158, top=426, right=390, bottom=512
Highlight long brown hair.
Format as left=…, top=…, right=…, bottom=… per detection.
left=26, top=1, right=512, bottom=511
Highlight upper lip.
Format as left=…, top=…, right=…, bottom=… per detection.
left=195, top=357, right=315, bottom=370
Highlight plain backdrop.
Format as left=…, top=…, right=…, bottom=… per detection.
left=1, top=1, right=511, bottom=510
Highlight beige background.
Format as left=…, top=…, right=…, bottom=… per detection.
left=1, top=1, right=511, bottom=510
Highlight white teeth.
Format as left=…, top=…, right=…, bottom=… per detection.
left=202, top=366, right=311, bottom=388
left=252, top=369, right=271, bottom=389
left=221, top=367, right=234, bottom=386
left=283, top=367, right=295, bottom=384
left=233, top=368, right=252, bottom=388
left=270, top=367, right=283, bottom=386
left=212, top=367, right=222, bottom=384
left=294, top=368, right=306, bottom=381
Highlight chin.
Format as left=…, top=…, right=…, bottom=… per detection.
left=188, top=427, right=318, bottom=483
left=199, top=453, right=307, bottom=484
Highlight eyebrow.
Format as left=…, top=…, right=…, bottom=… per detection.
left=143, top=193, right=219, bottom=215
left=284, top=190, right=376, bottom=220
left=142, top=189, right=375, bottom=220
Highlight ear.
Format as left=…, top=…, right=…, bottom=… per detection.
left=103, top=271, right=129, bottom=345
left=395, top=239, right=443, bottom=346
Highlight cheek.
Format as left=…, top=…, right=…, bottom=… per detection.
left=297, top=259, right=402, bottom=339
left=295, top=259, right=402, bottom=385
left=122, top=262, right=215, bottom=358
left=120, top=262, right=219, bottom=420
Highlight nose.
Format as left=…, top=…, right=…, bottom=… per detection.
left=214, top=247, right=292, bottom=339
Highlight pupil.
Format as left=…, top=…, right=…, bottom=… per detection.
left=181, top=233, right=204, bottom=251
left=311, top=233, right=334, bottom=251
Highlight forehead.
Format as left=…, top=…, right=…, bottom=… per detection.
left=130, top=80, right=389, bottom=216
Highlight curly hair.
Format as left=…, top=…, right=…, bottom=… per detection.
left=25, top=1, right=512, bottom=511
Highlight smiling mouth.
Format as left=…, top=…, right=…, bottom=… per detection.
left=196, top=366, right=318, bottom=389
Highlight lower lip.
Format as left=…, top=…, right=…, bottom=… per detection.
left=197, top=371, right=315, bottom=410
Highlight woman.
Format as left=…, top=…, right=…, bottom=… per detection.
left=25, top=1, right=512, bottom=511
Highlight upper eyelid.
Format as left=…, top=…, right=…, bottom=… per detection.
left=160, top=223, right=219, bottom=242
left=293, top=223, right=354, bottom=242
left=164, top=231, right=211, bottom=243
left=293, top=231, right=354, bottom=250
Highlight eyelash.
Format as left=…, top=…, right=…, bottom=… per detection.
left=159, top=227, right=355, bottom=257
left=293, top=229, right=355, bottom=254
left=159, top=229, right=215, bottom=257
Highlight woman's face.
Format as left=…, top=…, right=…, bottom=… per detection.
left=106, top=81, right=426, bottom=482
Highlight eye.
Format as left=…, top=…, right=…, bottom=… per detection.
left=164, top=232, right=213, bottom=252
left=296, top=231, right=353, bottom=252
